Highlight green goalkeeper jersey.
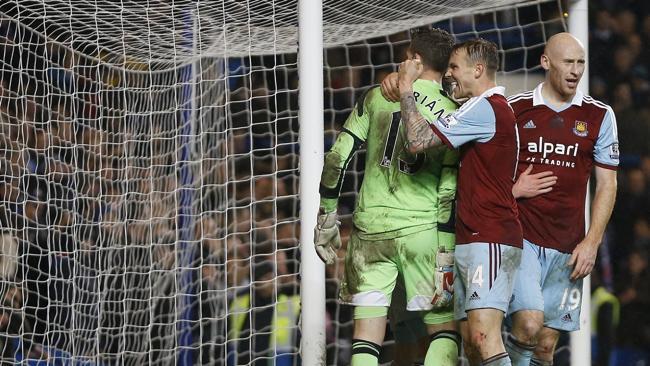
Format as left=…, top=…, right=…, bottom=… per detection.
left=319, top=79, right=459, bottom=240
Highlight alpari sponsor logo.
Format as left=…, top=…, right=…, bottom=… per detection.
left=527, top=137, right=579, bottom=159
left=525, top=137, right=578, bottom=168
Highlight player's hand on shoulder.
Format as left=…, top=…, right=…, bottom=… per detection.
left=313, top=208, right=342, bottom=265
left=380, top=72, right=400, bottom=103
left=567, top=239, right=599, bottom=281
left=398, top=59, right=423, bottom=89
left=512, top=164, right=557, bottom=199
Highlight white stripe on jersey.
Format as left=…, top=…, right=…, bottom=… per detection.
left=513, top=122, right=520, bottom=181
left=507, top=91, right=533, bottom=104
left=583, top=97, right=618, bottom=138
left=583, top=95, right=608, bottom=108
left=454, top=96, right=484, bottom=120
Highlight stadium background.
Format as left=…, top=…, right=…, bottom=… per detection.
left=0, top=0, right=648, bottom=365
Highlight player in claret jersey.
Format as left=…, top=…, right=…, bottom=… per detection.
left=398, top=38, right=522, bottom=366
left=313, top=28, right=461, bottom=366
left=505, top=33, right=619, bottom=366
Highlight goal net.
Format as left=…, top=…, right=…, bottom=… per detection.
left=0, top=0, right=567, bottom=365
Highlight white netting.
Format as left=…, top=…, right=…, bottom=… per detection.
left=0, top=0, right=571, bottom=365
left=10, top=0, right=551, bottom=60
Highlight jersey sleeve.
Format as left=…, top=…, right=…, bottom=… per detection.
left=429, top=97, right=496, bottom=148
left=593, top=107, right=619, bottom=170
left=318, top=94, right=369, bottom=212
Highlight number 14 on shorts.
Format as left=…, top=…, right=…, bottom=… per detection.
left=470, top=265, right=483, bottom=287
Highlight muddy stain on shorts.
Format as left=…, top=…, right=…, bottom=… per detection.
left=499, top=247, right=522, bottom=283
left=341, top=230, right=397, bottom=298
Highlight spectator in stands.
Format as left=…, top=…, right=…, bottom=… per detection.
left=234, top=260, right=300, bottom=366
left=0, top=283, right=45, bottom=363
left=612, top=169, right=650, bottom=254
left=590, top=264, right=619, bottom=366
left=201, top=236, right=227, bottom=365
left=616, top=249, right=650, bottom=363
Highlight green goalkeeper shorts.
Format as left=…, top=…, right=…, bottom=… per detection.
left=340, top=227, right=453, bottom=324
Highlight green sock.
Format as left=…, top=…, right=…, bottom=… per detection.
left=351, top=339, right=380, bottom=366
left=424, top=330, right=460, bottom=366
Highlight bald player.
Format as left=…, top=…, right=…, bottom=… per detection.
left=505, top=33, right=619, bottom=366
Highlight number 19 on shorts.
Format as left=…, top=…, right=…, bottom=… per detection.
left=559, top=287, right=581, bottom=311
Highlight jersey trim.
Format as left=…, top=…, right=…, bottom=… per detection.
left=583, top=97, right=619, bottom=139
left=507, top=91, right=533, bottom=104
left=356, top=88, right=372, bottom=116
left=513, top=123, right=520, bottom=181
left=532, top=82, right=584, bottom=107
left=594, top=161, right=618, bottom=171
left=429, top=122, right=454, bottom=149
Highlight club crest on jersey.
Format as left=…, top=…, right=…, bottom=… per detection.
left=573, top=120, right=588, bottom=137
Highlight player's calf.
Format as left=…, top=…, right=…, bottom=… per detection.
left=506, top=310, right=543, bottom=366
left=352, top=338, right=382, bottom=366
left=422, top=320, right=460, bottom=366
left=351, top=307, right=388, bottom=366
left=505, top=333, right=536, bottom=366
left=532, top=327, right=560, bottom=364
left=466, top=309, right=512, bottom=365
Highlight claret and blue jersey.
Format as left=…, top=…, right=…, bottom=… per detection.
left=508, top=82, right=619, bottom=253
left=429, top=86, right=523, bottom=248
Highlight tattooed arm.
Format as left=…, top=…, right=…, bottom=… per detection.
left=397, top=59, right=444, bottom=154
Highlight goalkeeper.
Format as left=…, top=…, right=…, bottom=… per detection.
left=314, top=28, right=460, bottom=366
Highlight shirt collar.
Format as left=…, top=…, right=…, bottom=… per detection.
left=533, top=82, right=583, bottom=107
left=480, top=86, right=506, bottom=98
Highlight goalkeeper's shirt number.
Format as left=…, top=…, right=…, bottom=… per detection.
left=379, top=111, right=424, bottom=174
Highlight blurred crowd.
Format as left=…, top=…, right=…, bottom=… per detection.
left=587, top=1, right=650, bottom=365
left=0, top=10, right=303, bottom=365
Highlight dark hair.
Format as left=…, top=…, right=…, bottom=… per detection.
left=409, top=28, right=455, bottom=73
left=452, top=38, right=499, bottom=78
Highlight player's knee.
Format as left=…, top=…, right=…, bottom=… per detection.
left=467, top=329, right=491, bottom=351
left=513, top=317, right=543, bottom=344
left=534, top=336, right=558, bottom=359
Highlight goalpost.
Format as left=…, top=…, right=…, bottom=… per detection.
left=0, top=0, right=588, bottom=365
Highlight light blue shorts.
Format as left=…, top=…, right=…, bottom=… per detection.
left=508, top=239, right=583, bottom=331
left=454, top=243, right=522, bottom=320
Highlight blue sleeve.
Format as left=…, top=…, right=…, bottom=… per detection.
left=432, top=97, right=496, bottom=148
left=593, top=107, right=619, bottom=168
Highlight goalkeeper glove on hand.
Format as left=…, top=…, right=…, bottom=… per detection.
left=313, top=208, right=341, bottom=265
left=431, top=248, right=454, bottom=308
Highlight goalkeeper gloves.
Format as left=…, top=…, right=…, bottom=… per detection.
left=431, top=248, right=454, bottom=309
left=313, top=208, right=341, bottom=265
